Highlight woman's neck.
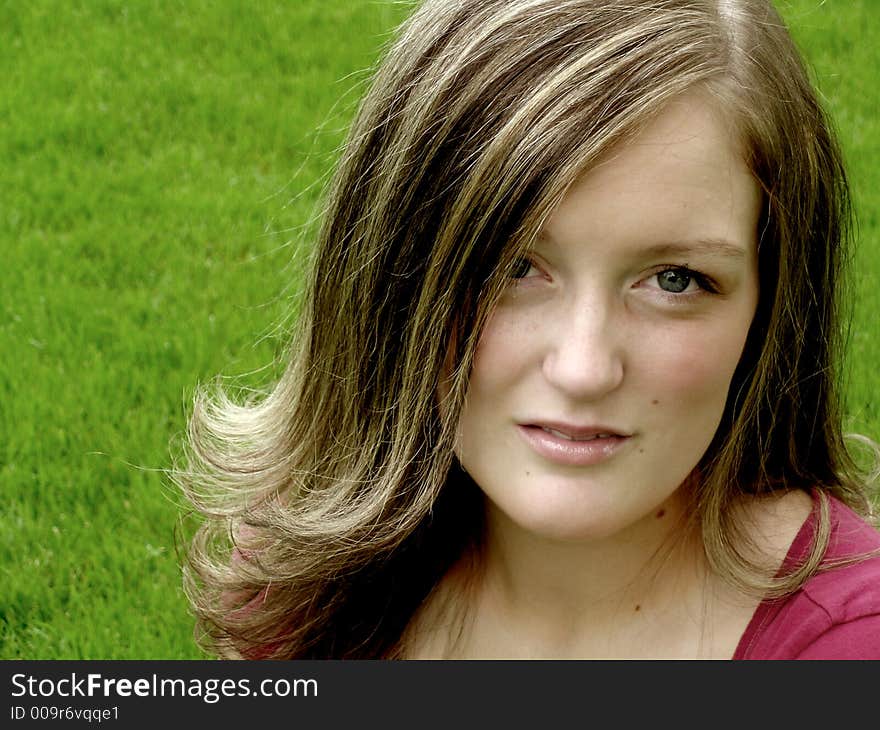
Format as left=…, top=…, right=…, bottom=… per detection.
left=464, top=491, right=708, bottom=655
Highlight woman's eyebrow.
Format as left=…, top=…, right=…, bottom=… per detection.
left=536, top=232, right=750, bottom=261
left=642, top=239, right=749, bottom=260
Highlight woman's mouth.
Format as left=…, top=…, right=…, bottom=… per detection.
left=517, top=423, right=631, bottom=466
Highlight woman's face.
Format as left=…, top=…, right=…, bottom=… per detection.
left=455, top=92, right=761, bottom=542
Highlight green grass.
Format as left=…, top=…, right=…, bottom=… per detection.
left=1, top=0, right=878, bottom=659
left=1, top=0, right=412, bottom=659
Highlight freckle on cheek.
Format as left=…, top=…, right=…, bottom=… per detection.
left=651, top=399, right=659, bottom=405
left=656, top=509, right=666, bottom=519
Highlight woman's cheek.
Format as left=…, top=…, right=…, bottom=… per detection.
left=471, top=308, right=541, bottom=381
left=644, top=318, right=751, bottom=403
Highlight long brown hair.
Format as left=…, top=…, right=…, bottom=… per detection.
left=176, top=0, right=874, bottom=658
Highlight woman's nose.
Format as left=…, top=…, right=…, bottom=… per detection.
left=540, top=301, right=624, bottom=400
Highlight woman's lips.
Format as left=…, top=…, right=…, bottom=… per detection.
left=516, top=424, right=630, bottom=466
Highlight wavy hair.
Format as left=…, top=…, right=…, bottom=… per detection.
left=176, top=0, right=876, bottom=658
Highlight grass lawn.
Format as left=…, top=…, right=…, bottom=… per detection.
left=2, top=0, right=878, bottom=659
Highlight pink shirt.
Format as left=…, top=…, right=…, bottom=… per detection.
left=734, top=494, right=880, bottom=659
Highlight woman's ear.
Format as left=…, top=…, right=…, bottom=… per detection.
left=436, top=322, right=461, bottom=408
left=436, top=347, right=455, bottom=415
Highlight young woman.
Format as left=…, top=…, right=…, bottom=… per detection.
left=177, top=0, right=880, bottom=659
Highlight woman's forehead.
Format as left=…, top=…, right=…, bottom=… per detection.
left=538, top=92, right=760, bottom=255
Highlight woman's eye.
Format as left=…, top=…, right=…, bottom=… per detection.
left=509, top=256, right=538, bottom=279
left=655, top=268, right=696, bottom=293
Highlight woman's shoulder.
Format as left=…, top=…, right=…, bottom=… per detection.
left=736, top=492, right=880, bottom=659
left=822, top=493, right=880, bottom=557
